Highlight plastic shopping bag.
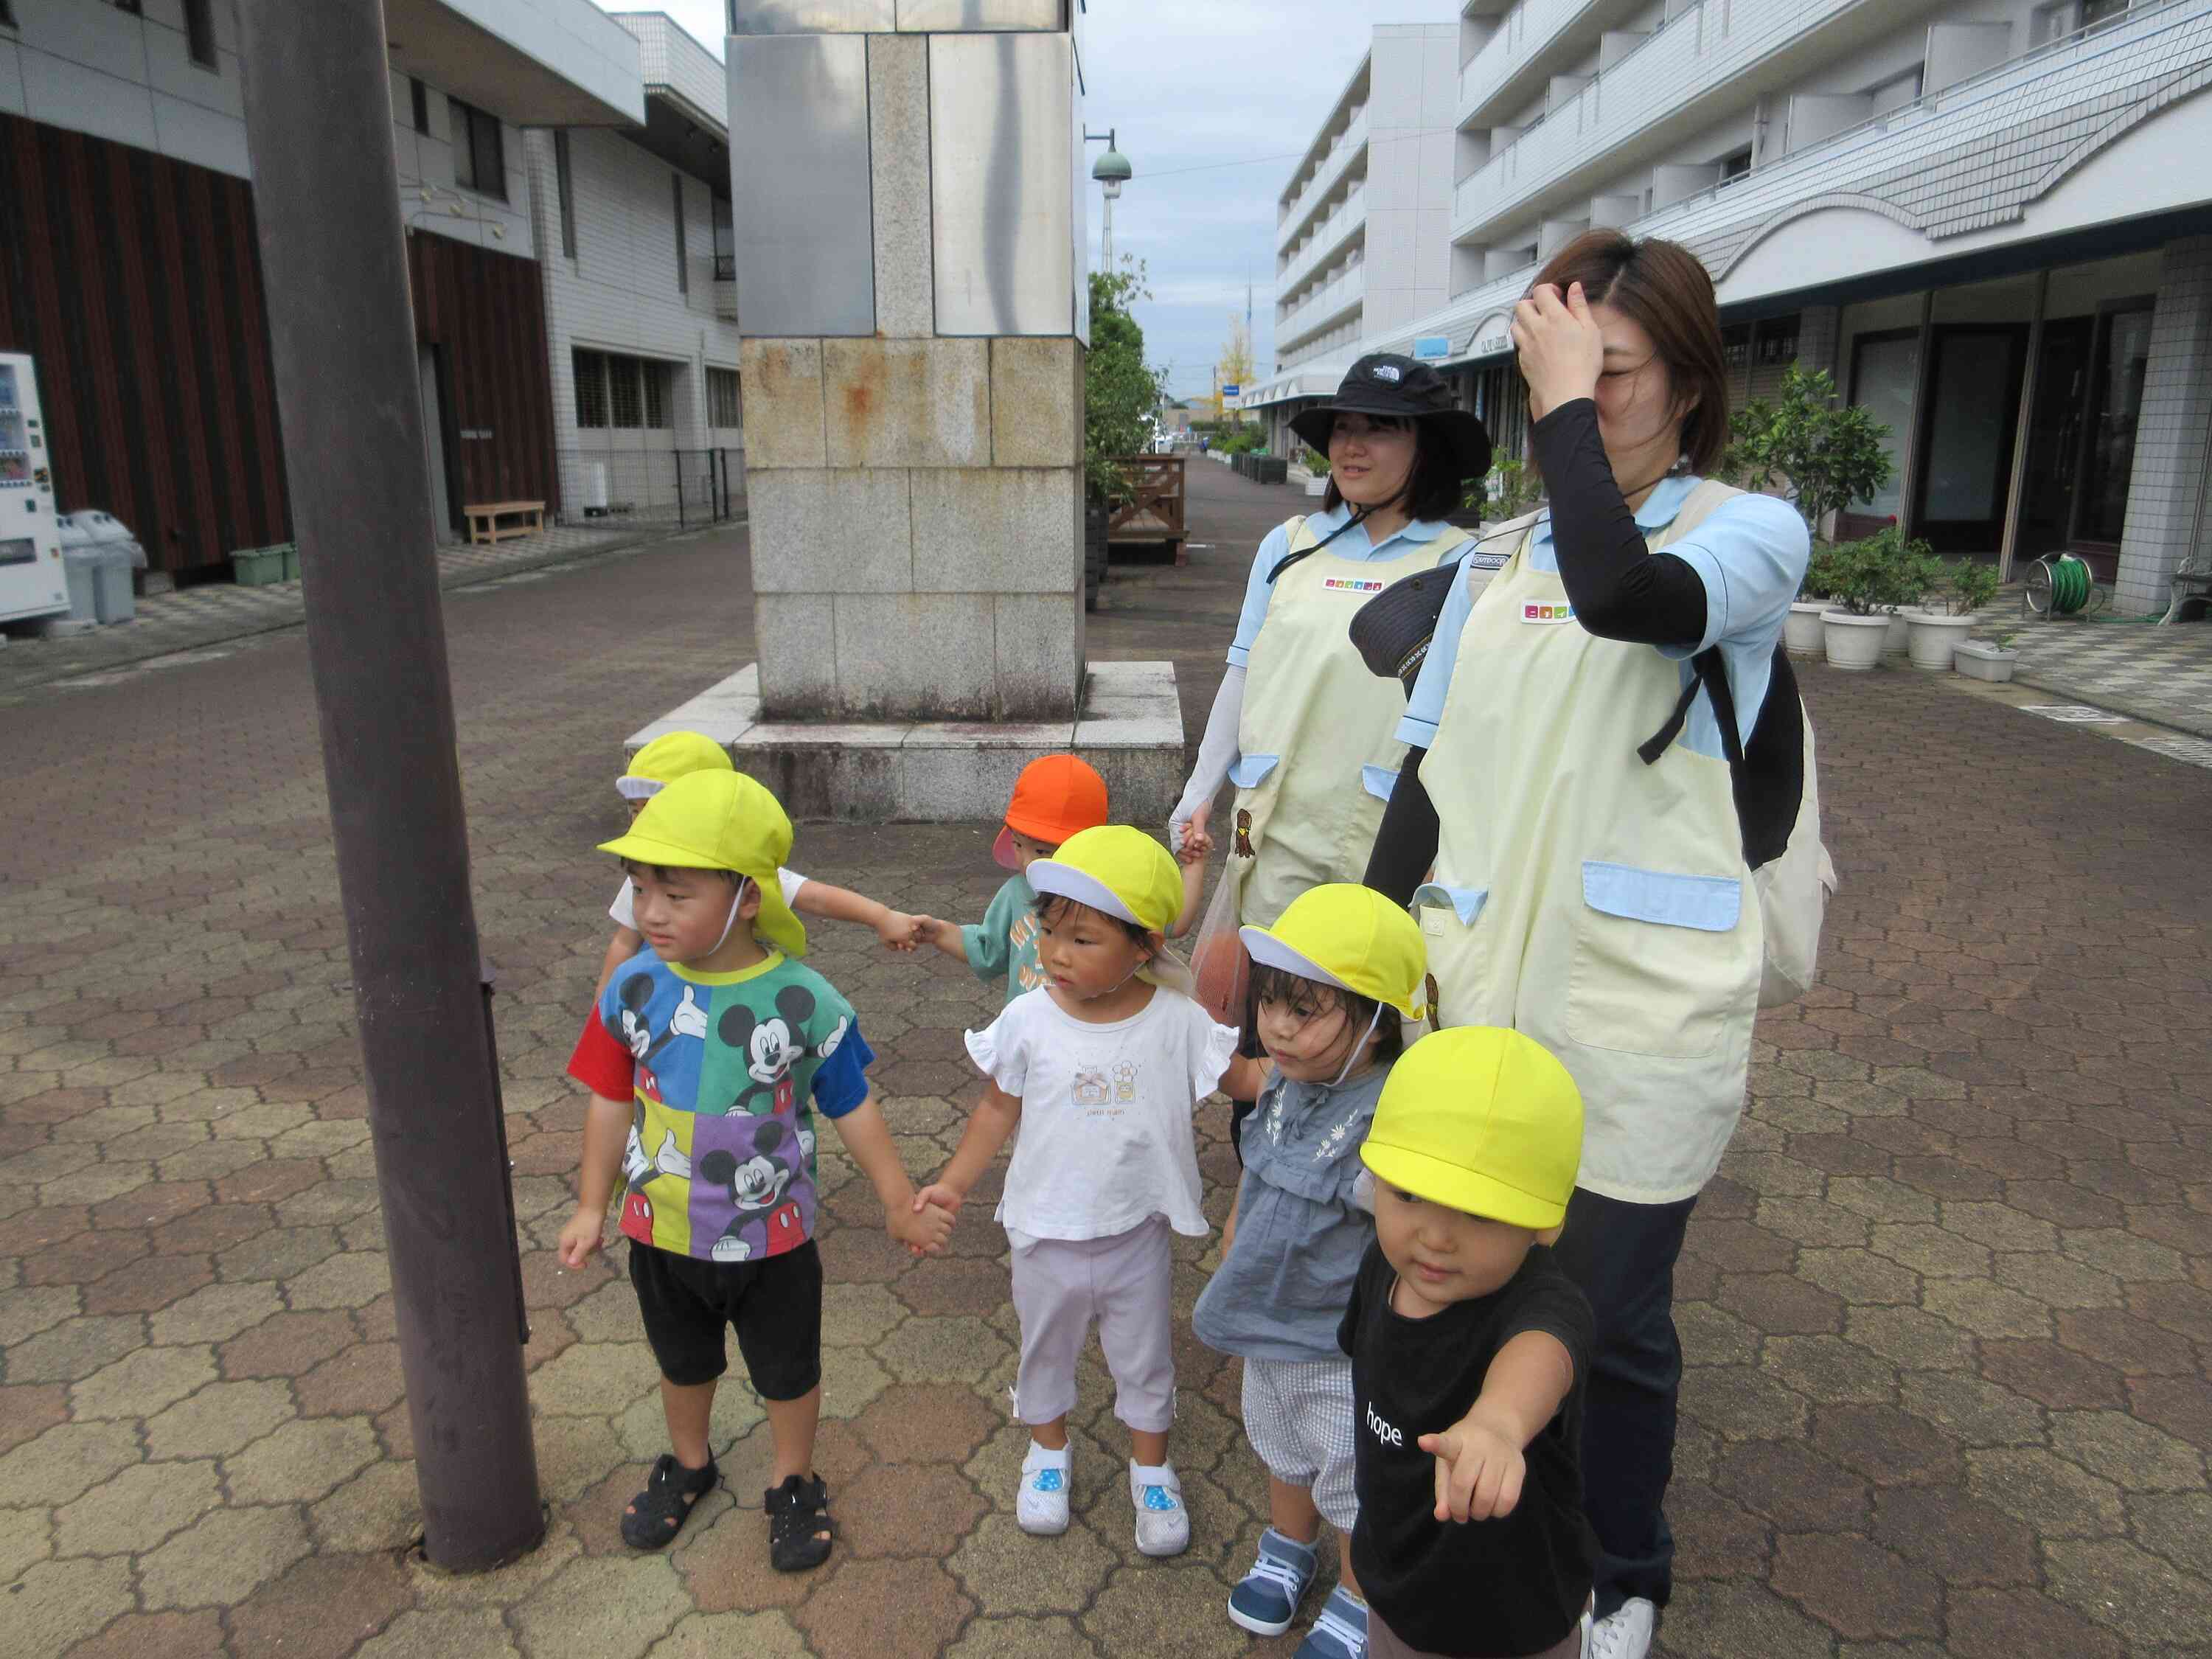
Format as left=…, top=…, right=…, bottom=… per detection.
left=1189, top=857, right=1250, bottom=1032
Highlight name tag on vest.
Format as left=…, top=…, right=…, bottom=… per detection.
left=1521, top=601, right=1576, bottom=625
left=1321, top=576, right=1387, bottom=594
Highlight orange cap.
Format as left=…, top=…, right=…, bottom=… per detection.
left=993, top=754, right=1110, bottom=870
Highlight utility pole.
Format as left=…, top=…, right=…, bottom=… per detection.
left=233, top=0, right=544, bottom=1573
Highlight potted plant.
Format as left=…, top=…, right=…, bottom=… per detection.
left=1303, top=448, right=1330, bottom=498
left=1083, top=261, right=1169, bottom=610
left=1883, top=544, right=1945, bottom=658
left=1819, top=529, right=1910, bottom=669
left=1907, top=557, right=2000, bottom=671
left=1954, top=622, right=2021, bottom=682
left=1787, top=545, right=1840, bottom=656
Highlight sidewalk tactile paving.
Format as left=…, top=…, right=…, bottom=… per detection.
left=2, top=464, right=2207, bottom=1655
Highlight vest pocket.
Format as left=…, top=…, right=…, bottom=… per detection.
left=1229, top=754, right=1279, bottom=789
left=1413, top=885, right=1489, bottom=1026
left=1360, top=765, right=1398, bottom=803
left=1565, top=862, right=1747, bottom=1059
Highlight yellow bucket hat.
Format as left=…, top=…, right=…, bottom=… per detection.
left=597, top=770, right=807, bottom=959
left=1362, top=1027, right=1583, bottom=1229
left=618, top=731, right=734, bottom=800
left=1241, top=884, right=1427, bottom=1020
left=1024, top=825, right=1194, bottom=994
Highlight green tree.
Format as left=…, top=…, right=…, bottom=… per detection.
left=1086, top=260, right=1169, bottom=504
left=1722, top=364, right=1893, bottom=537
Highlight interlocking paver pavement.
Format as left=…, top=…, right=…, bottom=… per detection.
left=2, top=460, right=2207, bottom=1657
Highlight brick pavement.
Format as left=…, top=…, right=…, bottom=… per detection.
left=1, top=461, right=2208, bottom=1658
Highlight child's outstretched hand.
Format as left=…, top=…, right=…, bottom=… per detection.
left=877, top=909, right=931, bottom=952
left=557, top=1205, right=605, bottom=1270
left=1418, top=1413, right=1526, bottom=1523
left=890, top=1195, right=956, bottom=1257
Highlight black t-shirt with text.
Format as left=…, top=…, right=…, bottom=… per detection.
left=1337, top=1238, right=1598, bottom=1657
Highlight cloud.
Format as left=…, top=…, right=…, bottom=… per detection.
left=597, top=1, right=1461, bottom=397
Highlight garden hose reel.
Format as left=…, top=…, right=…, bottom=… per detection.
left=2023, top=553, right=2107, bottom=619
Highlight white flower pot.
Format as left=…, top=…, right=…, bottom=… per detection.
left=1953, top=641, right=2020, bottom=682
left=1822, top=610, right=1891, bottom=670
left=1905, top=611, right=1977, bottom=671
left=1305, top=476, right=1328, bottom=496
left=1882, top=605, right=1921, bottom=658
left=1784, top=602, right=1828, bottom=658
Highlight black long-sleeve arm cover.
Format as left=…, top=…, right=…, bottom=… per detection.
left=1364, top=745, right=1439, bottom=907
left=1531, top=398, right=1708, bottom=647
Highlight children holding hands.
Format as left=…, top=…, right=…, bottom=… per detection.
left=913, top=826, right=1267, bottom=1555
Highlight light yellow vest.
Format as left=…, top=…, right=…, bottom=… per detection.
left=1230, top=516, right=1468, bottom=929
left=1418, top=481, right=1759, bottom=1204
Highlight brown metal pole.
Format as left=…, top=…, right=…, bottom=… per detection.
left=233, top=0, right=544, bottom=1572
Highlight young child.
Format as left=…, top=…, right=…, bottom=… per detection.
left=1339, top=1026, right=1598, bottom=1659
left=914, top=826, right=1266, bottom=1555
left=599, top=731, right=928, bottom=999
left=917, top=754, right=1109, bottom=1002
left=1191, top=884, right=1427, bottom=1659
left=559, top=768, right=953, bottom=1572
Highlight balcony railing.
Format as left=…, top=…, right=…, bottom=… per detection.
left=1279, top=262, right=1366, bottom=353
left=1279, top=188, right=1366, bottom=298
left=1458, top=0, right=1607, bottom=125
left=1279, top=110, right=1369, bottom=252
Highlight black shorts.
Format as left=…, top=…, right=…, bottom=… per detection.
left=627, top=1239, right=823, bottom=1399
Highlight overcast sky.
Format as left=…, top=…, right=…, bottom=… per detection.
left=596, top=1, right=1459, bottom=400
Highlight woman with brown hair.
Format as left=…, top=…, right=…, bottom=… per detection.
left=1364, top=231, right=1807, bottom=1659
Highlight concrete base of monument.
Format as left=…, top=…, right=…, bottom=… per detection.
left=625, top=660, right=1186, bottom=824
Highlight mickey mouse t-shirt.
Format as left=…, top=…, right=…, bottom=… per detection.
left=567, top=950, right=872, bottom=1265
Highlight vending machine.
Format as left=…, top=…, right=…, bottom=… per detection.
left=0, top=352, right=68, bottom=625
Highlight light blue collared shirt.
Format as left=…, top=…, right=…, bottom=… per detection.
left=1227, top=505, right=1457, bottom=667
left=1398, top=476, right=1809, bottom=759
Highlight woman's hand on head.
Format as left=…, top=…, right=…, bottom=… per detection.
left=1512, top=282, right=1606, bottom=424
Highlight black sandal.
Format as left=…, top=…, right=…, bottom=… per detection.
left=765, top=1472, right=835, bottom=1573
left=622, top=1454, right=718, bottom=1550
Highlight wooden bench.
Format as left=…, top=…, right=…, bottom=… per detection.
left=464, top=500, right=546, bottom=546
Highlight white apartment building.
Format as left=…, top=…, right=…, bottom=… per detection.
left=1244, top=0, right=2212, bottom=613
left=1273, top=22, right=1463, bottom=371
left=529, top=11, right=745, bottom=529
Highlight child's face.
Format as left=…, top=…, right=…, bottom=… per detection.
left=1256, top=985, right=1363, bottom=1082
left=1006, top=829, right=1058, bottom=872
left=625, top=796, right=650, bottom=821
left=1372, top=1180, right=1552, bottom=1318
left=1037, top=897, right=1153, bottom=1002
left=628, top=865, right=756, bottom=964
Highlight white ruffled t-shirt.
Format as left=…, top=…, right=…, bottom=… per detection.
left=967, top=984, right=1238, bottom=1243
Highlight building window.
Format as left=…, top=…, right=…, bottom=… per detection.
left=450, top=99, right=507, bottom=202
left=575, top=350, right=608, bottom=428
left=1718, top=146, right=1753, bottom=184
left=1754, top=316, right=1801, bottom=366
left=1721, top=324, right=1751, bottom=375
left=608, top=358, right=643, bottom=429
left=183, top=0, right=216, bottom=67
left=671, top=173, right=688, bottom=295
left=708, top=368, right=742, bottom=429
left=411, top=77, right=429, bottom=136
left=554, top=131, right=577, bottom=258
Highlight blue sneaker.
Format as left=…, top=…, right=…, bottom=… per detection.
left=1294, top=1587, right=1368, bottom=1659
left=1228, top=1527, right=1318, bottom=1635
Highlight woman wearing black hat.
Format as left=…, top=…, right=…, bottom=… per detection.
left=1172, top=354, right=1490, bottom=952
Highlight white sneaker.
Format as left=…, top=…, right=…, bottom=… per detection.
left=1586, top=1598, right=1655, bottom=1659
left=1017, top=1441, right=1070, bottom=1536
left=1128, top=1459, right=1190, bottom=1557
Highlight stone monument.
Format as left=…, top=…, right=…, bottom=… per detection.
left=629, top=0, right=1181, bottom=824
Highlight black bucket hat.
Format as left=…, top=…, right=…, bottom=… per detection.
left=1289, top=352, right=1492, bottom=484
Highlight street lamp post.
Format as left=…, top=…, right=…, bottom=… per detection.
left=1084, top=128, right=1132, bottom=269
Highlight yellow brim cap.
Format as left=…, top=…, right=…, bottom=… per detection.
left=1360, top=1138, right=1567, bottom=1230
left=1025, top=858, right=1140, bottom=927
left=595, top=832, right=808, bottom=959
left=1239, top=924, right=1426, bottom=1020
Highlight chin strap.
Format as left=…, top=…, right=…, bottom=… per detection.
left=1267, top=504, right=1374, bottom=584
left=1329, top=1002, right=1388, bottom=1088
left=710, top=877, right=754, bottom=956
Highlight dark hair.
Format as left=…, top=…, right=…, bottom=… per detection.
left=621, top=859, right=740, bottom=888
left=1530, top=229, right=1730, bottom=476
left=1319, top=414, right=1466, bottom=524
left=1032, top=892, right=1150, bottom=943
left=1250, top=964, right=1405, bottom=1066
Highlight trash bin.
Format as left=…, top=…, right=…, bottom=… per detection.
left=61, top=545, right=101, bottom=622
left=60, top=510, right=144, bottom=622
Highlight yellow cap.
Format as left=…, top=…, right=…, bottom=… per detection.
left=1361, top=1027, right=1583, bottom=1228
left=1024, top=826, right=1194, bottom=994
left=1240, top=884, right=1427, bottom=1019
left=597, top=770, right=807, bottom=958
left=619, top=731, right=734, bottom=799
